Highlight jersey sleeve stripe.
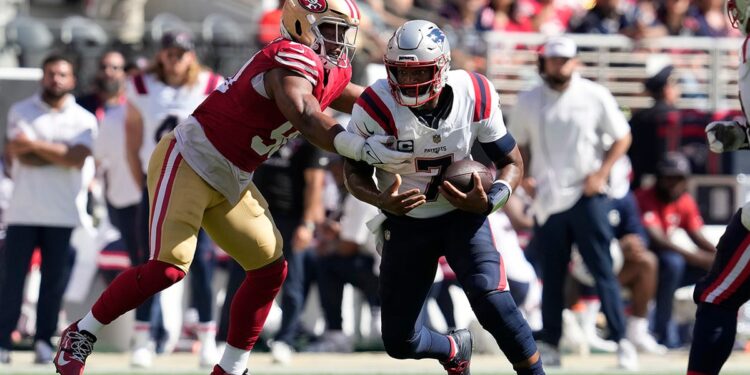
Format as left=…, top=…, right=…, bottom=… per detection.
left=133, top=74, right=148, bottom=95
left=471, top=72, right=491, bottom=121
left=358, top=88, right=397, bottom=137
left=277, top=51, right=319, bottom=71
left=274, top=56, right=319, bottom=85
left=204, top=73, right=220, bottom=95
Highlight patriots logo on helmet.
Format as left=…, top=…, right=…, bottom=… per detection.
left=299, top=0, right=328, bottom=13
left=427, top=28, right=445, bottom=44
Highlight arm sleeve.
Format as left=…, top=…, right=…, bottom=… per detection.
left=477, top=79, right=509, bottom=143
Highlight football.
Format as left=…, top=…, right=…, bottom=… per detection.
left=443, top=159, right=494, bottom=193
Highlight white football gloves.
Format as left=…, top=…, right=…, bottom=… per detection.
left=705, top=120, right=750, bottom=153
left=334, top=131, right=412, bottom=165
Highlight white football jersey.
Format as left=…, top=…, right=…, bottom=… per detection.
left=348, top=70, right=509, bottom=218
left=126, top=70, right=223, bottom=173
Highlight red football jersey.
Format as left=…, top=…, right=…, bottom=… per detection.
left=193, top=38, right=352, bottom=172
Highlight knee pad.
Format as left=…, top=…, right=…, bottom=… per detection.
left=137, top=260, right=186, bottom=294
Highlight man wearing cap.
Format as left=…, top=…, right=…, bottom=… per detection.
left=123, top=31, right=224, bottom=368
left=508, top=36, right=636, bottom=370
left=628, top=64, right=681, bottom=189
left=634, top=152, right=715, bottom=349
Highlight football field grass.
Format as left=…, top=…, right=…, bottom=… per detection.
left=5, top=352, right=750, bottom=375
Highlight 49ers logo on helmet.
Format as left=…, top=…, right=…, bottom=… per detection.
left=299, top=0, right=328, bottom=13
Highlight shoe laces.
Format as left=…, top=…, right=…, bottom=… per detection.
left=63, top=331, right=95, bottom=363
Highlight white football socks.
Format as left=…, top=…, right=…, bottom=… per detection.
left=218, top=343, right=250, bottom=375
left=77, top=311, right=104, bottom=334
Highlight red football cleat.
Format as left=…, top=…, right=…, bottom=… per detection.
left=210, top=365, right=248, bottom=375
left=54, top=321, right=97, bottom=375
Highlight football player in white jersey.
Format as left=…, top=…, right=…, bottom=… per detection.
left=343, top=20, right=544, bottom=375
left=123, top=31, right=224, bottom=368
left=690, top=1, right=750, bottom=373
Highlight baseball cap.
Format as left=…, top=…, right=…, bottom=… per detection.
left=656, top=152, right=691, bottom=177
left=644, top=65, right=675, bottom=93
left=542, top=36, right=577, bottom=58
left=160, top=31, right=194, bottom=51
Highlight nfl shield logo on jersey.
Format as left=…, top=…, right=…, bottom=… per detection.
left=433, top=134, right=441, bottom=144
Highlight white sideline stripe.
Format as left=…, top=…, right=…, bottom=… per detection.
left=149, top=145, right=180, bottom=258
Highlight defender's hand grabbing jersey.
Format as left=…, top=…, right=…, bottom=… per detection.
left=348, top=70, right=509, bottom=218
left=126, top=69, right=223, bottom=173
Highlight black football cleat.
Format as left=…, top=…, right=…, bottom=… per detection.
left=440, top=329, right=473, bottom=375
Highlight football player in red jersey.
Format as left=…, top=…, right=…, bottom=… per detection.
left=53, top=0, right=410, bottom=373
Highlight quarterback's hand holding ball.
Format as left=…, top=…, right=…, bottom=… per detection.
left=440, top=173, right=490, bottom=215
left=705, top=120, right=750, bottom=153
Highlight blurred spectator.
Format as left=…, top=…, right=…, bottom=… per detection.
left=569, top=0, right=638, bottom=36
left=85, top=0, right=149, bottom=48
left=124, top=31, right=223, bottom=367
left=688, top=0, right=737, bottom=37
left=78, top=51, right=142, bottom=272
left=656, top=0, right=698, bottom=36
left=308, top=157, right=381, bottom=352
left=0, top=54, right=97, bottom=365
left=574, top=157, right=664, bottom=354
left=635, top=152, right=716, bottom=348
left=530, top=0, right=576, bottom=35
left=257, top=0, right=285, bottom=47
left=508, top=36, right=636, bottom=369
left=476, top=0, right=534, bottom=32
left=628, top=64, right=681, bottom=189
left=253, top=138, right=327, bottom=364
left=439, top=0, right=489, bottom=71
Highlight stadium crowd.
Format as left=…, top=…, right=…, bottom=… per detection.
left=0, top=0, right=744, bottom=373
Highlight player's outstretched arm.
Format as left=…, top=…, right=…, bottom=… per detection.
left=329, top=82, right=364, bottom=114
left=343, top=159, right=425, bottom=216
left=267, top=68, right=344, bottom=153
left=267, top=69, right=410, bottom=165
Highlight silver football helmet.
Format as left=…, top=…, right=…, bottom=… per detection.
left=384, top=20, right=451, bottom=107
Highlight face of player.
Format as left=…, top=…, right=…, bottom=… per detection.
left=96, top=52, right=126, bottom=95
left=655, top=175, right=688, bottom=202
left=394, top=65, right=434, bottom=98
left=543, top=56, right=576, bottom=87
left=41, top=60, right=75, bottom=101
left=159, top=47, right=195, bottom=81
left=318, top=22, right=356, bottom=62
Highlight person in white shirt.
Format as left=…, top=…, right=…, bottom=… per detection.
left=508, top=36, right=635, bottom=370
left=78, top=50, right=142, bottom=274
left=0, top=54, right=97, bottom=365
